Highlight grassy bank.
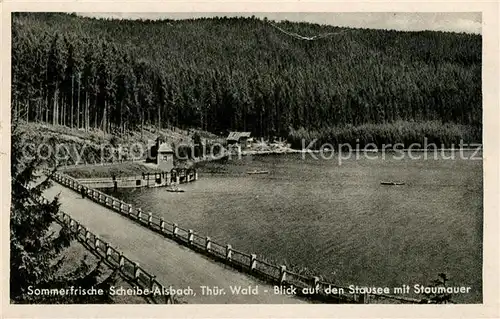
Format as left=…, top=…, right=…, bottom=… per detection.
left=16, top=122, right=217, bottom=166
left=288, top=121, right=481, bottom=150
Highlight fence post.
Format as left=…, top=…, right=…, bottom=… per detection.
left=160, top=218, right=165, bottom=232
left=148, top=212, right=152, bottom=226
left=105, top=243, right=111, bottom=260
left=95, top=238, right=100, bottom=251
left=173, top=223, right=178, bottom=237
left=133, top=262, right=140, bottom=281
left=150, top=275, right=156, bottom=291
left=205, top=237, right=211, bottom=252
left=128, top=204, right=133, bottom=216
left=195, top=171, right=198, bottom=181
left=358, top=292, right=369, bottom=304
left=166, top=293, right=174, bottom=304
left=313, top=276, right=320, bottom=292
left=188, top=230, right=194, bottom=244
left=137, top=208, right=142, bottom=221
left=85, top=230, right=91, bottom=243
left=280, top=265, right=287, bottom=283
left=226, top=245, right=232, bottom=260
left=119, top=253, right=124, bottom=269
left=250, top=254, right=257, bottom=271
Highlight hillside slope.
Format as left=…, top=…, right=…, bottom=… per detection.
left=12, top=13, right=481, bottom=145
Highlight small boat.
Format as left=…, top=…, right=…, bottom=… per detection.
left=247, top=170, right=269, bottom=175
left=380, top=181, right=405, bottom=186
left=166, top=187, right=185, bottom=193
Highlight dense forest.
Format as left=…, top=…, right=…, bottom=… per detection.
left=12, top=13, right=482, bottom=146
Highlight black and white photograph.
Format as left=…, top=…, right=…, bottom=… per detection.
left=3, top=4, right=497, bottom=315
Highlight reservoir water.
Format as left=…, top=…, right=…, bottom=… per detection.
left=105, top=151, right=483, bottom=303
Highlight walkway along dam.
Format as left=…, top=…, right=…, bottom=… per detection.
left=43, top=170, right=423, bottom=304
left=25, top=186, right=176, bottom=304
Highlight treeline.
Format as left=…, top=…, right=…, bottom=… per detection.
left=288, top=120, right=480, bottom=149
left=12, top=13, right=481, bottom=142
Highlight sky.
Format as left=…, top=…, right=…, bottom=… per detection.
left=78, top=12, right=482, bottom=34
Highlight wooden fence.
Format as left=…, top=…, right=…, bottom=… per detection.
left=46, top=170, right=424, bottom=304
left=61, top=169, right=197, bottom=189
left=30, top=189, right=177, bottom=304
left=57, top=158, right=146, bottom=170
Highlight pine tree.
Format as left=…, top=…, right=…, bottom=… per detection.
left=10, top=122, right=117, bottom=304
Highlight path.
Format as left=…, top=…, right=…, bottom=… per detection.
left=43, top=183, right=307, bottom=304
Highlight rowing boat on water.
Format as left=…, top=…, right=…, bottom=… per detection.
left=380, top=181, right=405, bottom=185
left=247, top=170, right=269, bottom=175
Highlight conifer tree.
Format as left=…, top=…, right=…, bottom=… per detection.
left=10, top=123, right=116, bottom=303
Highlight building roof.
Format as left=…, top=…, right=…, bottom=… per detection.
left=227, top=132, right=251, bottom=141
left=158, top=142, right=173, bottom=153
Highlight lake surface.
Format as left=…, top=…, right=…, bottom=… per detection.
left=105, top=151, right=483, bottom=303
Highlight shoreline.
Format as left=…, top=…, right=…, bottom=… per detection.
left=236, top=147, right=483, bottom=156
left=57, top=146, right=483, bottom=178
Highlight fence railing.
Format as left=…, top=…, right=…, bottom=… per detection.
left=60, top=169, right=197, bottom=188
left=57, top=159, right=146, bottom=170
left=30, top=187, right=177, bottom=304
left=46, top=169, right=423, bottom=304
